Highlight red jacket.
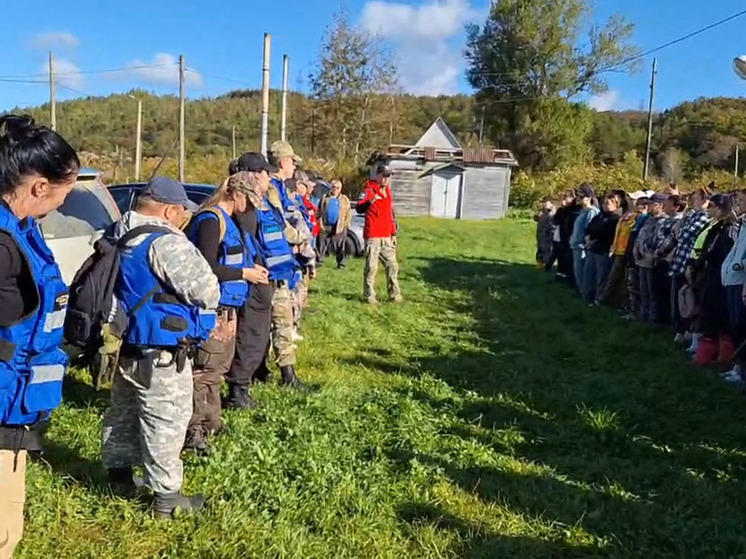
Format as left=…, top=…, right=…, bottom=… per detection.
left=356, top=179, right=397, bottom=239
left=302, top=195, right=321, bottom=237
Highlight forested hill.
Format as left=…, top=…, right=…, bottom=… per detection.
left=9, top=90, right=746, bottom=176
left=11, top=89, right=477, bottom=161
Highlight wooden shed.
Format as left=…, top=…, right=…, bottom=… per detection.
left=368, top=118, right=518, bottom=219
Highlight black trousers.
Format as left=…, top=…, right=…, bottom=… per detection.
left=226, top=282, right=274, bottom=386
left=319, top=226, right=347, bottom=266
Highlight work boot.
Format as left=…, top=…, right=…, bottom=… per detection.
left=280, top=365, right=310, bottom=392
left=107, top=467, right=139, bottom=499
left=183, top=429, right=212, bottom=456
left=224, top=384, right=259, bottom=411
left=153, top=491, right=206, bottom=519
left=253, top=362, right=272, bottom=384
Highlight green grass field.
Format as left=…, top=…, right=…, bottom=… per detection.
left=19, top=217, right=746, bottom=558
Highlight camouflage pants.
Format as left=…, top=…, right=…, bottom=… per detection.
left=102, top=349, right=192, bottom=494
left=271, top=284, right=296, bottom=367
left=363, top=237, right=401, bottom=302
left=189, top=309, right=237, bottom=437
left=292, top=272, right=310, bottom=330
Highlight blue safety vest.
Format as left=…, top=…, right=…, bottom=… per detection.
left=116, top=230, right=215, bottom=347
left=271, top=177, right=298, bottom=220
left=256, top=202, right=296, bottom=282
left=0, top=204, right=68, bottom=426
left=189, top=206, right=249, bottom=308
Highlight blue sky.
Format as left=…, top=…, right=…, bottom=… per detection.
left=1, top=0, right=745, bottom=113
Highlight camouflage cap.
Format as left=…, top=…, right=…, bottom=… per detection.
left=228, top=171, right=266, bottom=209
left=270, top=140, right=302, bottom=163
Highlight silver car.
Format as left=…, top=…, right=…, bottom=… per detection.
left=41, top=168, right=121, bottom=285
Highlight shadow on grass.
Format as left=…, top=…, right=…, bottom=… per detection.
left=62, top=370, right=111, bottom=411
left=398, top=501, right=592, bottom=558
left=37, top=438, right=112, bottom=497
left=368, top=256, right=746, bottom=554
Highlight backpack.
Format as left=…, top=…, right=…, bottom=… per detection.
left=64, top=224, right=171, bottom=387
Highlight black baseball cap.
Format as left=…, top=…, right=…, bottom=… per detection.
left=235, top=152, right=277, bottom=173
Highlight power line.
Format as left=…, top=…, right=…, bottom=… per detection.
left=0, top=63, right=178, bottom=80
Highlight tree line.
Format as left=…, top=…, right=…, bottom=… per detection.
left=5, top=1, right=745, bottom=189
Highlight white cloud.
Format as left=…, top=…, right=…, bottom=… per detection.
left=118, top=53, right=202, bottom=88
left=589, top=90, right=621, bottom=112
left=359, top=0, right=481, bottom=95
left=40, top=57, right=84, bottom=90
left=30, top=32, right=79, bottom=49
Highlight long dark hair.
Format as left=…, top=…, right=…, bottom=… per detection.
left=0, top=114, right=79, bottom=196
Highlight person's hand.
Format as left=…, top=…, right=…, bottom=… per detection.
left=243, top=265, right=269, bottom=284
left=741, top=283, right=746, bottom=306
left=392, top=235, right=397, bottom=248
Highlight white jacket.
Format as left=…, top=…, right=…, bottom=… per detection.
left=722, top=221, right=746, bottom=286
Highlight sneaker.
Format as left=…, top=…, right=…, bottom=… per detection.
left=674, top=333, right=686, bottom=344
left=292, top=330, right=304, bottom=342
left=724, top=372, right=744, bottom=385
left=391, top=295, right=404, bottom=304
left=364, top=298, right=378, bottom=305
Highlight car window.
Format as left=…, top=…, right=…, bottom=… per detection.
left=186, top=191, right=212, bottom=205
left=109, top=188, right=134, bottom=215
left=39, top=185, right=116, bottom=239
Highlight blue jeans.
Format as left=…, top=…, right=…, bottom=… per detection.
left=582, top=252, right=611, bottom=303
left=573, top=248, right=586, bottom=293
left=638, top=267, right=656, bottom=322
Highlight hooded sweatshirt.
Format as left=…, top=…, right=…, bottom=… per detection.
left=570, top=205, right=600, bottom=250
left=721, top=218, right=746, bottom=286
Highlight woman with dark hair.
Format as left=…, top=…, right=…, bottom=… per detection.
left=0, top=114, right=79, bottom=556
left=582, top=190, right=623, bottom=304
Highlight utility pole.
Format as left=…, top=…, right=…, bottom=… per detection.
left=231, top=125, right=237, bottom=160
left=49, top=51, right=56, bottom=131
left=643, top=57, right=658, bottom=181
left=479, top=105, right=486, bottom=145
left=178, top=55, right=186, bottom=182
left=135, top=99, right=142, bottom=181
left=260, top=33, right=271, bottom=156
left=736, top=144, right=740, bottom=183
left=311, top=106, right=316, bottom=155
left=281, top=55, right=289, bottom=142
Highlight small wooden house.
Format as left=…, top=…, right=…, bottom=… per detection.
left=368, top=118, right=518, bottom=219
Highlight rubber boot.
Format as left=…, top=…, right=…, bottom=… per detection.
left=280, top=365, right=310, bottom=392
left=107, top=467, right=138, bottom=499
left=224, top=384, right=258, bottom=411
left=154, top=491, right=206, bottom=519
left=693, top=337, right=719, bottom=366
left=717, top=335, right=736, bottom=364
left=183, top=429, right=212, bottom=456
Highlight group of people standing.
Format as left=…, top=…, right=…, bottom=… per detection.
left=0, top=115, right=403, bottom=557
left=536, top=181, right=746, bottom=385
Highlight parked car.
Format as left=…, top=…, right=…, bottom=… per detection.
left=109, top=181, right=366, bottom=257
left=41, top=168, right=121, bottom=285
left=108, top=181, right=216, bottom=214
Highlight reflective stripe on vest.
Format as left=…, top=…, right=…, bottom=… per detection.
left=0, top=203, right=68, bottom=425
left=256, top=203, right=296, bottom=282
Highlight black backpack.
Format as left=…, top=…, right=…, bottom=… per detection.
left=64, top=224, right=171, bottom=351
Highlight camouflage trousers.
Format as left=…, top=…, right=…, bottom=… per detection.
left=271, top=283, right=296, bottom=367
left=189, top=309, right=237, bottom=438
left=102, top=349, right=193, bottom=494
left=292, top=272, right=310, bottom=330
left=363, top=237, right=401, bottom=302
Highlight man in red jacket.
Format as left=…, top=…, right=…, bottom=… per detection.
left=356, top=164, right=403, bottom=304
